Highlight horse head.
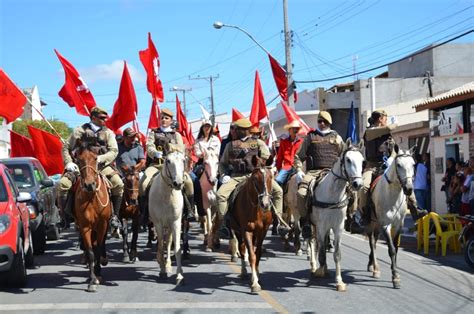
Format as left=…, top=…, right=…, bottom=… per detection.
left=250, top=155, right=273, bottom=210
left=163, top=148, right=186, bottom=190
left=76, top=134, right=100, bottom=192
left=123, top=166, right=139, bottom=206
left=340, top=138, right=364, bottom=191
left=389, top=144, right=416, bottom=196
left=202, top=147, right=219, bottom=186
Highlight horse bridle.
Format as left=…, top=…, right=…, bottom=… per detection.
left=331, top=146, right=362, bottom=187
left=78, top=164, right=110, bottom=208
left=161, top=155, right=184, bottom=190
left=204, top=163, right=217, bottom=186
left=250, top=167, right=272, bottom=210
left=384, top=153, right=414, bottom=190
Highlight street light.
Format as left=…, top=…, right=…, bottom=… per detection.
left=170, top=86, right=192, bottom=116
left=213, top=21, right=271, bottom=55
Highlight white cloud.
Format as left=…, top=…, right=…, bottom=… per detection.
left=80, top=60, right=144, bottom=83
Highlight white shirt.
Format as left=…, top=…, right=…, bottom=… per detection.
left=194, top=135, right=221, bottom=158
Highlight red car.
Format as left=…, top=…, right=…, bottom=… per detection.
left=0, top=163, right=34, bottom=287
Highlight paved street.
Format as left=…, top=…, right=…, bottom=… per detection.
left=0, top=221, right=472, bottom=313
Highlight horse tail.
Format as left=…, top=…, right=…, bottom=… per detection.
left=207, top=190, right=217, bottom=206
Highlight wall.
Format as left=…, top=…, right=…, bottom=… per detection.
left=433, top=44, right=474, bottom=77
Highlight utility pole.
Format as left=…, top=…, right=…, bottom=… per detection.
left=283, top=0, right=295, bottom=109
left=189, top=75, right=219, bottom=125
left=170, top=86, right=192, bottom=116
left=423, top=71, right=434, bottom=97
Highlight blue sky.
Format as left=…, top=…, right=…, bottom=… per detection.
left=1, top=0, right=472, bottom=131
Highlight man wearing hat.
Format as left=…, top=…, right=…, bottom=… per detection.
left=275, top=120, right=303, bottom=186
left=57, top=106, right=124, bottom=235
left=293, top=111, right=344, bottom=238
left=249, top=124, right=263, bottom=140
left=116, top=127, right=145, bottom=175
left=348, top=109, right=428, bottom=233
left=219, top=122, right=237, bottom=159
left=138, top=108, right=194, bottom=220
left=215, top=118, right=289, bottom=238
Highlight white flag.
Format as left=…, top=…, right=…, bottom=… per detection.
left=200, top=105, right=211, bottom=120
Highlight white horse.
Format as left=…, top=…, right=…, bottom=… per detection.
left=366, top=144, right=415, bottom=289
left=309, top=139, right=364, bottom=292
left=198, top=147, right=219, bottom=252
left=285, top=174, right=304, bottom=256
left=149, top=150, right=186, bottom=286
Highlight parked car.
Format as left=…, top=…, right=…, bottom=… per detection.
left=0, top=163, right=34, bottom=287
left=0, top=158, right=60, bottom=255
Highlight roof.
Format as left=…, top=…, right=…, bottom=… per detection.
left=414, top=81, right=474, bottom=112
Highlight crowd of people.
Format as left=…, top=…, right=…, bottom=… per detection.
left=442, top=157, right=474, bottom=216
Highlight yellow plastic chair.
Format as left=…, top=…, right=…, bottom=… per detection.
left=419, top=212, right=462, bottom=256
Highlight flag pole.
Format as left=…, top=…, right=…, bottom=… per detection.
left=28, top=97, right=66, bottom=143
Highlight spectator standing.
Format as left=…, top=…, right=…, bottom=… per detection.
left=448, top=172, right=464, bottom=214
left=441, top=157, right=456, bottom=208
left=414, top=153, right=430, bottom=211
left=460, top=160, right=473, bottom=216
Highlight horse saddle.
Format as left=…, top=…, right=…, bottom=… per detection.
left=227, top=178, right=248, bottom=214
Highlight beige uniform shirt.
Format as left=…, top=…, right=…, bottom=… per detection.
left=219, top=137, right=270, bottom=176
left=146, top=128, right=185, bottom=159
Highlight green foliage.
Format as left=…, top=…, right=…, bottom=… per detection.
left=12, top=119, right=72, bottom=140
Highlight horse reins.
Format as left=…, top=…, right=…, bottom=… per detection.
left=250, top=168, right=272, bottom=210
left=384, top=153, right=414, bottom=189
left=78, top=164, right=110, bottom=208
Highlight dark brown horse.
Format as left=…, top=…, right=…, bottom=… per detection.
left=229, top=156, right=273, bottom=293
left=119, top=167, right=141, bottom=263
left=74, top=138, right=112, bottom=292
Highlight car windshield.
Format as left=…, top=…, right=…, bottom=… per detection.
left=7, top=165, right=34, bottom=188
left=0, top=178, right=7, bottom=202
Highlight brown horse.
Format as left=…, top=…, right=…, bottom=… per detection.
left=74, top=138, right=112, bottom=292
left=119, top=167, right=141, bottom=263
left=229, top=156, right=273, bottom=293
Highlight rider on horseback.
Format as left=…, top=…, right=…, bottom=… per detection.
left=293, top=111, right=344, bottom=239
left=275, top=120, right=303, bottom=186
left=216, top=118, right=290, bottom=238
left=116, top=127, right=146, bottom=175
left=57, top=106, right=124, bottom=235
left=138, top=108, right=194, bottom=221
left=348, top=109, right=428, bottom=234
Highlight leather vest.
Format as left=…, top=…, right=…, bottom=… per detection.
left=81, top=123, right=108, bottom=154
left=228, top=138, right=259, bottom=175
left=306, top=131, right=339, bottom=170
left=364, top=131, right=392, bottom=163
left=153, top=129, right=178, bottom=156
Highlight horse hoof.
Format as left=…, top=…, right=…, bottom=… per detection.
left=250, top=285, right=262, bottom=293
left=367, top=265, right=374, bottom=272
left=336, top=283, right=347, bottom=292
left=100, top=257, right=108, bottom=266
left=159, top=272, right=168, bottom=280
left=230, top=256, right=238, bottom=263
left=372, top=271, right=381, bottom=279
left=205, top=247, right=212, bottom=253
left=393, top=279, right=401, bottom=289
left=86, top=284, right=98, bottom=293
left=176, top=277, right=185, bottom=286
left=122, top=256, right=130, bottom=263
left=296, top=249, right=303, bottom=256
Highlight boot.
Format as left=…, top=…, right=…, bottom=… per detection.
left=58, top=194, right=70, bottom=229
left=183, top=193, right=196, bottom=221
left=349, top=208, right=369, bottom=235
left=217, top=214, right=231, bottom=239
left=408, top=204, right=429, bottom=221
left=110, top=194, right=123, bottom=238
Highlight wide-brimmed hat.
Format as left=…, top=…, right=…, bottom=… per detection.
left=234, top=118, right=252, bottom=129
left=250, top=125, right=262, bottom=133
left=161, top=108, right=174, bottom=118
left=123, top=127, right=137, bottom=138
left=318, top=111, right=332, bottom=124
left=284, top=120, right=301, bottom=130
left=90, top=106, right=108, bottom=117
left=201, top=119, right=212, bottom=126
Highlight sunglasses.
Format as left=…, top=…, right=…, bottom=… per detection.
left=97, top=115, right=107, bottom=121
left=317, top=119, right=326, bottom=124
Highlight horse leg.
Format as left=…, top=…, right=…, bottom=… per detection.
left=244, top=231, right=260, bottom=293
left=313, top=227, right=328, bottom=278
left=173, top=220, right=184, bottom=286
left=382, top=226, right=401, bottom=289
left=368, top=229, right=381, bottom=278
left=122, top=218, right=130, bottom=263
left=333, top=223, right=346, bottom=292
left=165, top=229, right=173, bottom=274
left=82, top=230, right=99, bottom=292
left=229, top=233, right=239, bottom=263
left=147, top=222, right=156, bottom=248
left=308, top=231, right=318, bottom=273
left=130, top=216, right=139, bottom=262
left=205, top=208, right=213, bottom=252
left=155, top=225, right=167, bottom=280
left=294, top=217, right=302, bottom=256
left=237, top=232, right=248, bottom=280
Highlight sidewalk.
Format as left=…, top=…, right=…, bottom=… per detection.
left=399, top=214, right=472, bottom=273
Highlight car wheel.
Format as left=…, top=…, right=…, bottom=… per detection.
left=25, top=231, right=35, bottom=268
left=7, top=239, right=27, bottom=288
left=32, top=220, right=46, bottom=255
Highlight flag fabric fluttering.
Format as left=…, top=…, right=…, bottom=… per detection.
left=27, top=126, right=63, bottom=175
left=9, top=131, right=34, bottom=157
left=106, top=61, right=138, bottom=132
left=147, top=100, right=160, bottom=130
left=176, top=94, right=194, bottom=145
left=346, top=101, right=358, bottom=143
left=214, top=123, right=222, bottom=142
left=200, top=105, right=211, bottom=120
left=280, top=101, right=311, bottom=135
left=0, top=69, right=27, bottom=124
left=54, top=49, right=96, bottom=116
left=232, top=108, right=245, bottom=122
left=249, top=71, right=268, bottom=126
left=268, top=54, right=297, bottom=102
left=139, top=32, right=164, bottom=103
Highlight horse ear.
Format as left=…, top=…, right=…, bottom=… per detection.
left=408, top=144, right=417, bottom=155
left=394, top=144, right=400, bottom=155
left=345, top=137, right=352, bottom=147
left=358, top=139, right=365, bottom=151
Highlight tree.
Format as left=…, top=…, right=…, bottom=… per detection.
left=12, top=119, right=72, bottom=140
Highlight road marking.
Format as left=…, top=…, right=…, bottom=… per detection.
left=0, top=302, right=272, bottom=311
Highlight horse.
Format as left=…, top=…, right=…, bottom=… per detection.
left=74, top=136, right=112, bottom=292
left=119, top=166, right=141, bottom=263
left=148, top=149, right=186, bottom=286
left=365, top=144, right=415, bottom=289
left=198, top=147, right=219, bottom=252
left=284, top=174, right=304, bottom=255
left=228, top=156, right=274, bottom=293
left=309, top=139, right=364, bottom=292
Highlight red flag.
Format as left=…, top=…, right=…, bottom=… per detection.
left=9, top=131, right=34, bottom=157
left=106, top=62, right=138, bottom=131
left=176, top=94, right=194, bottom=146
left=27, top=126, right=64, bottom=175
left=268, top=54, right=297, bottom=102
left=249, top=71, right=268, bottom=126
left=139, top=32, right=164, bottom=103
left=214, top=124, right=222, bottom=142
left=281, top=101, right=311, bottom=135
left=0, top=69, right=27, bottom=123
left=147, top=100, right=160, bottom=130
left=54, top=49, right=96, bottom=116
left=232, top=108, right=245, bottom=122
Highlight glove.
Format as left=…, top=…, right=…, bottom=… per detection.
left=221, top=175, right=231, bottom=184
left=97, top=155, right=105, bottom=165
left=296, top=171, right=305, bottom=184
left=66, top=162, right=79, bottom=173
left=155, top=151, right=163, bottom=159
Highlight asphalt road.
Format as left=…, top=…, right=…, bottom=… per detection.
left=0, top=221, right=472, bottom=313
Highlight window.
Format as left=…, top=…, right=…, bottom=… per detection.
left=0, top=178, right=7, bottom=202
left=8, top=165, right=34, bottom=189
left=3, top=171, right=18, bottom=198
